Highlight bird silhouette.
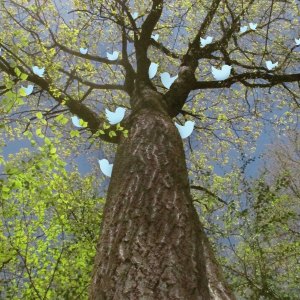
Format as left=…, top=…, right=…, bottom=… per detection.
left=240, top=26, right=248, bottom=33
left=131, top=12, right=138, bottom=19
left=80, top=48, right=88, bottom=54
left=151, top=34, right=159, bottom=41
left=21, top=85, right=34, bottom=96
left=211, top=65, right=232, bottom=81
left=160, top=72, right=178, bottom=89
left=149, top=62, right=159, bottom=79
left=200, top=36, right=213, bottom=48
left=32, top=66, right=45, bottom=77
left=106, top=51, right=119, bottom=61
left=249, top=23, right=257, bottom=30
left=71, top=116, right=84, bottom=128
left=266, top=60, right=278, bottom=70
left=98, top=159, right=113, bottom=177
left=105, top=107, right=126, bottom=125
left=175, top=121, right=195, bottom=139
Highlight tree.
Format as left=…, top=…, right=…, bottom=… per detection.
left=218, top=130, right=300, bottom=299
left=0, top=139, right=104, bottom=299
left=0, top=0, right=299, bottom=299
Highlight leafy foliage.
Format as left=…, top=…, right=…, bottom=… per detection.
left=0, top=144, right=104, bottom=299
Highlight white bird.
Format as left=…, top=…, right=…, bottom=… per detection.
left=200, top=36, right=213, bottom=48
left=211, top=65, right=232, bottom=81
left=71, top=116, right=83, bottom=128
left=21, top=85, right=34, bottom=96
left=240, top=26, right=248, bottom=33
left=295, top=38, right=300, bottom=46
left=160, top=72, right=178, bottom=89
left=98, top=159, right=113, bottom=177
left=131, top=12, right=138, bottom=19
left=80, top=48, right=88, bottom=54
left=105, top=107, right=126, bottom=125
left=249, top=23, right=257, bottom=30
left=266, top=60, right=278, bottom=70
left=175, top=121, right=195, bottom=139
left=32, top=66, right=45, bottom=77
left=149, top=62, right=159, bottom=79
left=151, top=34, right=159, bottom=41
left=106, top=51, right=119, bottom=61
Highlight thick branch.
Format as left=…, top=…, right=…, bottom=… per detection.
left=48, top=29, right=122, bottom=66
left=191, top=0, right=222, bottom=49
left=59, top=69, right=125, bottom=91
left=191, top=185, right=227, bottom=205
left=136, top=0, right=163, bottom=82
left=192, top=72, right=300, bottom=90
left=164, top=0, right=222, bottom=118
left=0, top=58, right=124, bottom=144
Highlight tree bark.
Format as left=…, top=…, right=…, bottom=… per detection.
left=90, top=90, right=235, bottom=300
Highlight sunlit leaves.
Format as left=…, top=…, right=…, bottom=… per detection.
left=55, top=114, right=69, bottom=126
left=0, top=140, right=104, bottom=299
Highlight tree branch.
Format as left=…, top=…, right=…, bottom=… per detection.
left=191, top=185, right=228, bottom=205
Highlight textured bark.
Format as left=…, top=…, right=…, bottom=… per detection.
left=90, top=90, right=235, bottom=299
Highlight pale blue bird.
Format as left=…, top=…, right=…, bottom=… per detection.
left=160, top=72, right=178, bottom=89
left=80, top=48, right=88, bottom=54
left=131, top=12, right=138, bottom=19
left=211, top=65, right=232, bottom=81
left=295, top=38, right=300, bottom=46
left=71, top=116, right=83, bottom=128
left=32, top=66, right=45, bottom=77
left=200, top=36, right=213, bottom=48
left=240, top=26, right=248, bottom=33
left=149, top=62, right=159, bottom=79
left=266, top=60, right=278, bottom=70
left=105, top=107, right=126, bottom=125
left=21, top=85, right=34, bottom=96
left=98, top=159, right=113, bottom=177
left=175, top=121, right=195, bottom=139
left=249, top=23, right=257, bottom=30
left=151, top=34, right=159, bottom=41
left=106, top=51, right=119, bottom=61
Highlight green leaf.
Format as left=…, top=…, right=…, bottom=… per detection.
left=36, top=112, right=43, bottom=119
left=79, top=119, right=88, bottom=127
left=2, top=186, right=10, bottom=193
left=20, top=73, right=28, bottom=80
left=50, top=147, right=57, bottom=154
left=14, top=67, right=21, bottom=78
left=103, top=122, right=110, bottom=129
left=19, top=88, right=27, bottom=97
left=123, top=130, right=128, bottom=137
left=109, top=130, right=116, bottom=137
left=70, top=130, right=80, bottom=138
left=16, top=98, right=25, bottom=105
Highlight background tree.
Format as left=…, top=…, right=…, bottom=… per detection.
left=0, top=144, right=104, bottom=299
left=0, top=0, right=299, bottom=299
left=216, top=130, right=300, bottom=299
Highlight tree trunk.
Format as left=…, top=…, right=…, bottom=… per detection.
left=90, top=90, right=235, bottom=300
